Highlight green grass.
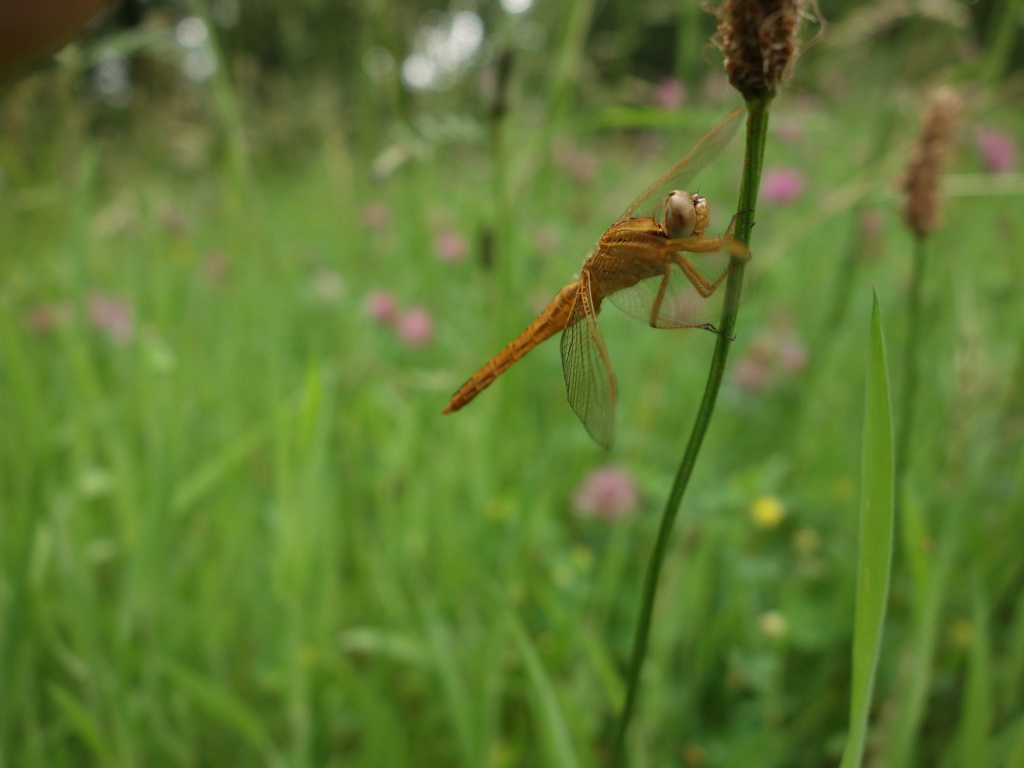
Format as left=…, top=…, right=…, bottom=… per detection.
left=840, top=291, right=894, bottom=768
left=2, top=60, right=1023, bottom=768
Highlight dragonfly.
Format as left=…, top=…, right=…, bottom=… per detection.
left=442, top=108, right=751, bottom=449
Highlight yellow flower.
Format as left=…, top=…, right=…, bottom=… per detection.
left=750, top=494, right=785, bottom=529
left=759, top=610, right=789, bottom=640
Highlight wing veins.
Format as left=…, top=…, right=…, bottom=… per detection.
left=560, top=278, right=616, bottom=449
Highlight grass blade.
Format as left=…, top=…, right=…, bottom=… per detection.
left=511, top=616, right=580, bottom=768
left=960, top=578, right=993, bottom=766
left=47, top=683, right=110, bottom=764
left=840, top=290, right=895, bottom=768
left=423, top=603, right=479, bottom=767
left=164, top=661, right=275, bottom=756
left=1005, top=717, right=1024, bottom=768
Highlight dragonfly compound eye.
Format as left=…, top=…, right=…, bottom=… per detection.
left=664, top=191, right=696, bottom=238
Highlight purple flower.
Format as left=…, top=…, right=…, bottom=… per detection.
left=395, top=306, right=433, bottom=347
left=701, top=71, right=730, bottom=103
left=572, top=465, right=638, bottom=520
left=361, top=202, right=392, bottom=230
left=774, top=122, right=802, bottom=144
left=732, top=322, right=808, bottom=392
left=532, top=226, right=559, bottom=256
left=778, top=338, right=808, bottom=373
left=655, top=77, right=686, bottom=110
left=732, top=350, right=773, bottom=394
left=762, top=167, right=806, bottom=205
left=26, top=302, right=71, bottom=334
left=552, top=141, right=598, bottom=184
left=365, top=289, right=399, bottom=325
left=433, top=231, right=468, bottom=263
left=88, top=293, right=134, bottom=344
left=975, top=126, right=1018, bottom=173
left=202, top=250, right=230, bottom=286
left=859, top=208, right=883, bottom=240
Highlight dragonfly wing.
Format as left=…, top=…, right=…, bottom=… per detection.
left=600, top=238, right=737, bottom=328
left=617, top=108, right=743, bottom=222
left=560, top=280, right=616, bottom=449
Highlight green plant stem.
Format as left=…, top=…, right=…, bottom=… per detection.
left=886, top=496, right=966, bottom=767
left=609, top=95, right=771, bottom=766
left=887, top=160, right=939, bottom=767
left=981, top=0, right=1019, bottom=84
left=548, top=0, right=597, bottom=120
left=897, top=239, right=929, bottom=505
left=187, top=0, right=249, bottom=194
left=895, top=237, right=927, bottom=488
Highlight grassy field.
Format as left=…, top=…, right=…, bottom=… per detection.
left=2, top=13, right=1024, bottom=767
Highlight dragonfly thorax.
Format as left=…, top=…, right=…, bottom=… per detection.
left=663, top=191, right=710, bottom=239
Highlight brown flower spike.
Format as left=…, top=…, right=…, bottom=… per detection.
left=709, top=0, right=812, bottom=98
left=900, top=87, right=962, bottom=239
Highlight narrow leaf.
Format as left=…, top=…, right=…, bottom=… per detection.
left=840, top=290, right=895, bottom=768
left=48, top=683, right=110, bottom=764
left=511, top=616, right=580, bottom=768
left=960, top=578, right=993, bottom=766
left=164, top=662, right=273, bottom=753
left=1005, top=717, right=1024, bottom=768
left=423, top=605, right=479, bottom=767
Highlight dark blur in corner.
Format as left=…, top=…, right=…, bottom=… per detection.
left=0, top=0, right=114, bottom=83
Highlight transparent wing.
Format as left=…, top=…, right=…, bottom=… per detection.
left=560, top=280, right=616, bottom=449
left=605, top=262, right=726, bottom=328
left=594, top=234, right=744, bottom=328
left=617, top=108, right=743, bottom=223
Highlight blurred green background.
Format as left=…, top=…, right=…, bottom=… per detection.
left=2, top=1, right=1023, bottom=766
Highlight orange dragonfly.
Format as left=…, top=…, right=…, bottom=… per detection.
left=443, top=108, right=751, bottom=449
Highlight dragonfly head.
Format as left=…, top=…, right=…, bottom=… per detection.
left=664, top=191, right=709, bottom=239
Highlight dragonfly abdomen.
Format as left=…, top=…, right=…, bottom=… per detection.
left=442, top=282, right=579, bottom=414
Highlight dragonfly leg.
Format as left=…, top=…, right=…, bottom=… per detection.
left=667, top=232, right=751, bottom=263
left=698, top=322, right=736, bottom=341
left=648, top=269, right=672, bottom=326
left=724, top=209, right=754, bottom=236
left=672, top=252, right=725, bottom=298
left=669, top=232, right=749, bottom=299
